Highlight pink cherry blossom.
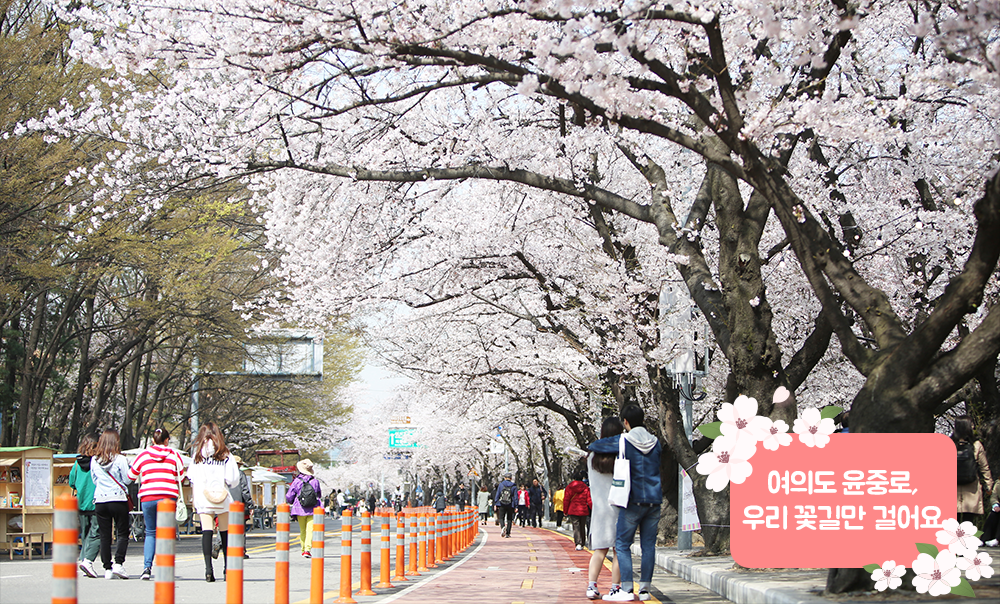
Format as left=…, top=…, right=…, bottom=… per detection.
left=757, top=418, right=792, bottom=451
left=956, top=550, right=993, bottom=581
left=792, top=407, right=836, bottom=448
left=911, top=551, right=962, bottom=596
left=870, top=560, right=905, bottom=591
left=718, top=395, right=771, bottom=443
left=936, top=518, right=983, bottom=555
left=695, top=436, right=757, bottom=492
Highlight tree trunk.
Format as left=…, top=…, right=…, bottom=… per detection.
left=65, top=295, right=95, bottom=452
left=16, top=293, right=46, bottom=445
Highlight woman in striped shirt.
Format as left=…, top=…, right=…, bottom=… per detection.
left=127, top=427, right=186, bottom=581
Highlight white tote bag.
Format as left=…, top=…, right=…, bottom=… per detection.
left=608, top=434, right=631, bottom=508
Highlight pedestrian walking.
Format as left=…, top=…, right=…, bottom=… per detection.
left=553, top=485, right=565, bottom=528
left=434, top=490, right=446, bottom=514
left=477, top=485, right=491, bottom=524
left=563, top=470, right=591, bottom=550
left=589, top=404, right=662, bottom=602
left=493, top=473, right=517, bottom=537
left=228, top=456, right=254, bottom=558
left=953, top=415, right=993, bottom=525
left=127, top=426, right=186, bottom=580
left=454, top=483, right=469, bottom=511
left=187, top=421, right=241, bottom=582
left=285, top=459, right=322, bottom=558
left=515, top=483, right=531, bottom=526
left=586, top=417, right=624, bottom=600
left=528, top=478, right=547, bottom=527
left=69, top=433, right=101, bottom=579
left=983, top=479, right=999, bottom=548
left=90, top=428, right=133, bottom=580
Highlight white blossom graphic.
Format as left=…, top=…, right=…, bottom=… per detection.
left=936, top=518, right=983, bottom=555
left=956, top=550, right=993, bottom=581
left=870, top=560, right=905, bottom=591
left=718, top=395, right=771, bottom=443
left=792, top=407, right=836, bottom=448
left=757, top=418, right=792, bottom=451
left=912, top=551, right=962, bottom=596
left=696, top=435, right=756, bottom=492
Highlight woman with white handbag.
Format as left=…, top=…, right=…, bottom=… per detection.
left=585, top=417, right=625, bottom=600
left=127, top=427, right=187, bottom=581
left=186, top=422, right=240, bottom=582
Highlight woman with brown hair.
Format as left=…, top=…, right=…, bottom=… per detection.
left=89, top=428, right=133, bottom=579
left=586, top=416, right=624, bottom=600
left=186, top=421, right=240, bottom=582
left=952, top=415, right=993, bottom=525
left=68, top=433, right=100, bottom=578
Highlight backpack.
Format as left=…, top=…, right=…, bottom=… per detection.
left=957, top=441, right=978, bottom=485
left=498, top=484, right=513, bottom=506
left=297, top=475, right=319, bottom=510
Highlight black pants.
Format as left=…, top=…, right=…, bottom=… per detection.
left=529, top=505, right=543, bottom=527
left=497, top=506, right=515, bottom=536
left=555, top=510, right=564, bottom=527
left=95, top=501, right=130, bottom=570
left=983, top=509, right=999, bottom=542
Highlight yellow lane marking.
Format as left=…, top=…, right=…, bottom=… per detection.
left=529, top=555, right=537, bottom=561
left=527, top=566, right=537, bottom=573
left=520, top=579, right=533, bottom=589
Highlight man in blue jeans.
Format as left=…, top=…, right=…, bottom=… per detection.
left=588, top=404, right=662, bottom=601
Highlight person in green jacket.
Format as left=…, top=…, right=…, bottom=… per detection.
left=69, top=433, right=100, bottom=578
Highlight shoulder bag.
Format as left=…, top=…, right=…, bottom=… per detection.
left=607, top=434, right=631, bottom=508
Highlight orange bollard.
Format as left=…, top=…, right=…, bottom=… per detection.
left=394, top=513, right=408, bottom=582
left=434, top=511, right=444, bottom=564
left=226, top=501, right=245, bottom=604
left=312, top=507, right=328, bottom=604
left=375, top=511, right=394, bottom=589
left=426, top=512, right=437, bottom=568
left=154, top=499, right=176, bottom=604
left=275, top=504, right=290, bottom=604
left=357, top=511, right=375, bottom=596
left=333, top=509, right=355, bottom=604
left=417, top=512, right=428, bottom=572
left=52, top=494, right=78, bottom=604
left=406, top=511, right=420, bottom=576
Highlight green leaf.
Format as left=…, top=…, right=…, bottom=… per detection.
left=975, top=530, right=983, bottom=538
left=915, top=543, right=939, bottom=557
left=950, top=577, right=976, bottom=598
left=862, top=563, right=881, bottom=573
left=697, top=421, right=723, bottom=439
left=820, top=405, right=844, bottom=420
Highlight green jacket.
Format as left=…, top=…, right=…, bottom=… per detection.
left=68, top=455, right=96, bottom=512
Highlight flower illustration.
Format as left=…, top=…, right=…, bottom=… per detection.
left=757, top=418, right=792, bottom=451
left=956, top=550, right=993, bottom=581
left=696, top=435, right=756, bottom=492
left=936, top=518, right=983, bottom=555
left=912, top=550, right=962, bottom=596
left=718, top=395, right=771, bottom=443
left=792, top=407, right=836, bottom=448
left=870, top=560, right=905, bottom=591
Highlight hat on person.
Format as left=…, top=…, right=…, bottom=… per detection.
left=232, top=455, right=243, bottom=465
left=504, top=472, right=512, bottom=479
left=296, top=459, right=315, bottom=475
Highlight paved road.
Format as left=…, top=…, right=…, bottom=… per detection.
left=0, top=520, right=726, bottom=604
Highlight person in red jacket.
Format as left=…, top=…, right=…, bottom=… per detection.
left=562, top=469, right=592, bottom=550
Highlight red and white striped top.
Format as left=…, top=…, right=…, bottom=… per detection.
left=127, top=445, right=186, bottom=503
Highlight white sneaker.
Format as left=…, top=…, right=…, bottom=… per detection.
left=986, top=539, right=999, bottom=547
left=637, top=590, right=651, bottom=601
left=576, top=544, right=583, bottom=550
left=104, top=569, right=113, bottom=580
left=78, top=559, right=98, bottom=578
left=603, top=587, right=635, bottom=601
left=111, top=563, right=129, bottom=579
left=587, top=586, right=601, bottom=599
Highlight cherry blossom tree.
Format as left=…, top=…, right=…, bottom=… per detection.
left=43, top=0, right=1000, bottom=574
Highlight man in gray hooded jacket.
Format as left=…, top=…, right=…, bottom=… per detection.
left=588, top=404, right=662, bottom=601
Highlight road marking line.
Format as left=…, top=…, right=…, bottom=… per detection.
left=520, top=579, right=533, bottom=589
left=527, top=566, right=536, bottom=573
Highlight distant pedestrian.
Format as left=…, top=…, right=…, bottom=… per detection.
left=586, top=417, right=624, bottom=600
left=562, top=469, right=591, bottom=551
left=90, top=428, right=133, bottom=580
left=589, top=404, right=662, bottom=602
left=286, top=459, right=322, bottom=559
left=127, top=426, right=186, bottom=580
left=515, top=483, right=531, bottom=526
left=187, top=421, right=241, bottom=582
left=454, top=483, right=469, bottom=511
left=477, top=485, right=491, bottom=524
left=69, top=433, right=100, bottom=579
left=553, top=486, right=565, bottom=528
left=493, top=473, right=517, bottom=538
left=228, top=456, right=254, bottom=557
left=952, top=415, right=993, bottom=525
left=528, top=478, right=547, bottom=527
left=434, top=491, right=446, bottom=514
left=983, top=479, right=999, bottom=547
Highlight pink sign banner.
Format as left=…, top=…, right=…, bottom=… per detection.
left=730, top=433, right=957, bottom=568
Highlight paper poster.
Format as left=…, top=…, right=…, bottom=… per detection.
left=680, top=468, right=701, bottom=531
left=23, top=458, right=52, bottom=507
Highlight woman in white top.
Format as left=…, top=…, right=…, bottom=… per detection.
left=90, top=428, right=134, bottom=580
left=186, top=421, right=240, bottom=582
left=586, top=416, right=624, bottom=600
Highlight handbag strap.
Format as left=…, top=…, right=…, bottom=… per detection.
left=98, top=459, right=129, bottom=498
left=618, top=433, right=627, bottom=458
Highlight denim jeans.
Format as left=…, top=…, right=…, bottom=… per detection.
left=615, top=503, right=660, bottom=588
left=141, top=497, right=176, bottom=570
